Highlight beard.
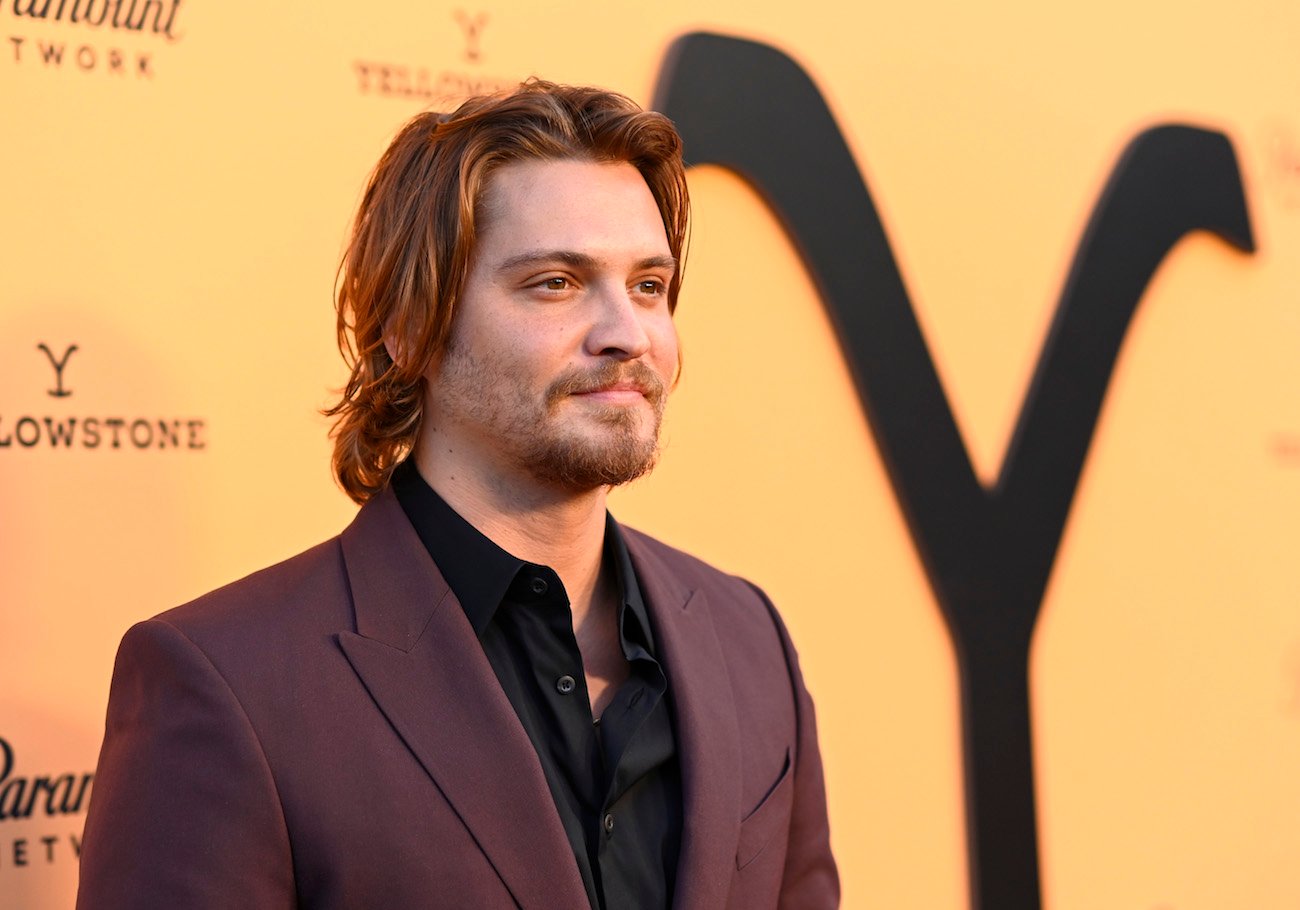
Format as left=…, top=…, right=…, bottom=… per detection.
left=433, top=341, right=668, bottom=492
left=525, top=359, right=668, bottom=489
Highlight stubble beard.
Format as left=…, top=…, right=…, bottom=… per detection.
left=436, top=343, right=668, bottom=493
left=526, top=359, right=667, bottom=490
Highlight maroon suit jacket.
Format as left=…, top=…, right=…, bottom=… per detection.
left=77, top=489, right=838, bottom=909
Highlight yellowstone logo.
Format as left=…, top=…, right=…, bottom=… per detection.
left=0, top=737, right=93, bottom=870
left=353, top=8, right=517, bottom=104
left=653, top=32, right=1255, bottom=910
left=6, top=0, right=186, bottom=78
left=0, top=342, right=208, bottom=450
left=37, top=343, right=76, bottom=397
left=454, top=9, right=487, bottom=63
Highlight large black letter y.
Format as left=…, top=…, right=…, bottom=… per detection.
left=654, top=33, right=1254, bottom=910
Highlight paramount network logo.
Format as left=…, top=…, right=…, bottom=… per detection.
left=0, top=736, right=93, bottom=872
left=6, top=0, right=186, bottom=78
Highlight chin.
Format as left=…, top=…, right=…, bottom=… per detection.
left=522, top=427, right=661, bottom=491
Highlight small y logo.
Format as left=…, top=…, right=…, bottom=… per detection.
left=454, top=10, right=489, bottom=63
left=37, top=343, right=78, bottom=398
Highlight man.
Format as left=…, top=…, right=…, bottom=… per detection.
left=78, top=81, right=838, bottom=909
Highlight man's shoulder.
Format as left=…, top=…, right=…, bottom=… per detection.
left=620, top=525, right=776, bottom=618
left=153, top=534, right=352, bottom=647
left=622, top=525, right=737, bottom=582
left=621, top=526, right=805, bottom=732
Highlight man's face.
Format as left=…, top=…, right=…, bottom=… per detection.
left=424, top=158, right=680, bottom=493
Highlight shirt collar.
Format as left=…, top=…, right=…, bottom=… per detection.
left=390, top=459, right=653, bottom=650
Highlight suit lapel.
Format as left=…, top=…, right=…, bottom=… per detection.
left=625, top=531, right=743, bottom=910
left=337, top=490, right=588, bottom=910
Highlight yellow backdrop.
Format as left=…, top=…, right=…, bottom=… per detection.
left=4, top=1, right=1298, bottom=908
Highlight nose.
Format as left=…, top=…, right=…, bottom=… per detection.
left=584, top=285, right=652, bottom=360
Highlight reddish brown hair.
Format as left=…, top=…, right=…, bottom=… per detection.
left=325, top=80, right=690, bottom=504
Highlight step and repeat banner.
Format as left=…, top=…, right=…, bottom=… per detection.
left=4, top=1, right=1299, bottom=908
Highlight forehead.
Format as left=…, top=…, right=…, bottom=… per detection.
left=475, top=158, right=671, bottom=264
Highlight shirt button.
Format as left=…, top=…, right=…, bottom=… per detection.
left=603, top=813, right=615, bottom=834
left=530, top=576, right=548, bottom=595
left=556, top=675, right=576, bottom=694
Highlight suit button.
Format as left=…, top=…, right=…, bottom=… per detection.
left=556, top=675, right=576, bottom=694
left=603, top=813, right=615, bottom=834
left=530, top=577, right=548, bottom=595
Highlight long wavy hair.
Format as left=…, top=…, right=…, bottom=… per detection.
left=325, top=80, right=690, bottom=504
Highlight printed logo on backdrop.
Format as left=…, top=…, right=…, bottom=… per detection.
left=353, top=8, right=518, bottom=106
left=653, top=32, right=1256, bottom=910
left=5, top=0, right=185, bottom=79
left=0, top=737, right=93, bottom=871
left=0, top=342, right=207, bottom=450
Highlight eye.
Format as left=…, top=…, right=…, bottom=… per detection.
left=636, top=279, right=666, bottom=296
left=526, top=274, right=574, bottom=295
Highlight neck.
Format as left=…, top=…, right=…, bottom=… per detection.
left=412, top=438, right=613, bottom=624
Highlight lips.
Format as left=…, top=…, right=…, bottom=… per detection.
left=571, top=388, right=648, bottom=407
left=573, top=382, right=648, bottom=396
left=547, top=362, right=666, bottom=408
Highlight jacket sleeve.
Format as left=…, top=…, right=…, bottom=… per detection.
left=77, top=619, right=296, bottom=909
left=752, top=584, right=841, bottom=909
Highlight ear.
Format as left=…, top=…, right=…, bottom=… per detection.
left=381, top=312, right=411, bottom=370
left=382, top=330, right=402, bottom=367
left=382, top=318, right=443, bottom=379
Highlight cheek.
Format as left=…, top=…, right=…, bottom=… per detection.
left=651, top=318, right=680, bottom=378
left=480, top=322, right=539, bottom=366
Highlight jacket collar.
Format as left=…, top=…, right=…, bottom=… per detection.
left=622, top=530, right=743, bottom=910
left=337, top=489, right=743, bottom=910
left=337, top=488, right=588, bottom=910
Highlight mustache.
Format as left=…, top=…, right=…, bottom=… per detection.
left=546, top=360, right=667, bottom=407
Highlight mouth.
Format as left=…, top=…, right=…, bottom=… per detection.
left=570, top=382, right=648, bottom=403
left=548, top=363, right=666, bottom=410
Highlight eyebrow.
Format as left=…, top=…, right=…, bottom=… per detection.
left=495, top=250, right=678, bottom=275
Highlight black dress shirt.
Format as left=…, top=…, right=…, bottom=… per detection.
left=391, top=461, right=682, bottom=910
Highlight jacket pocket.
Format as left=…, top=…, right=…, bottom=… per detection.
left=735, top=747, right=794, bottom=870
